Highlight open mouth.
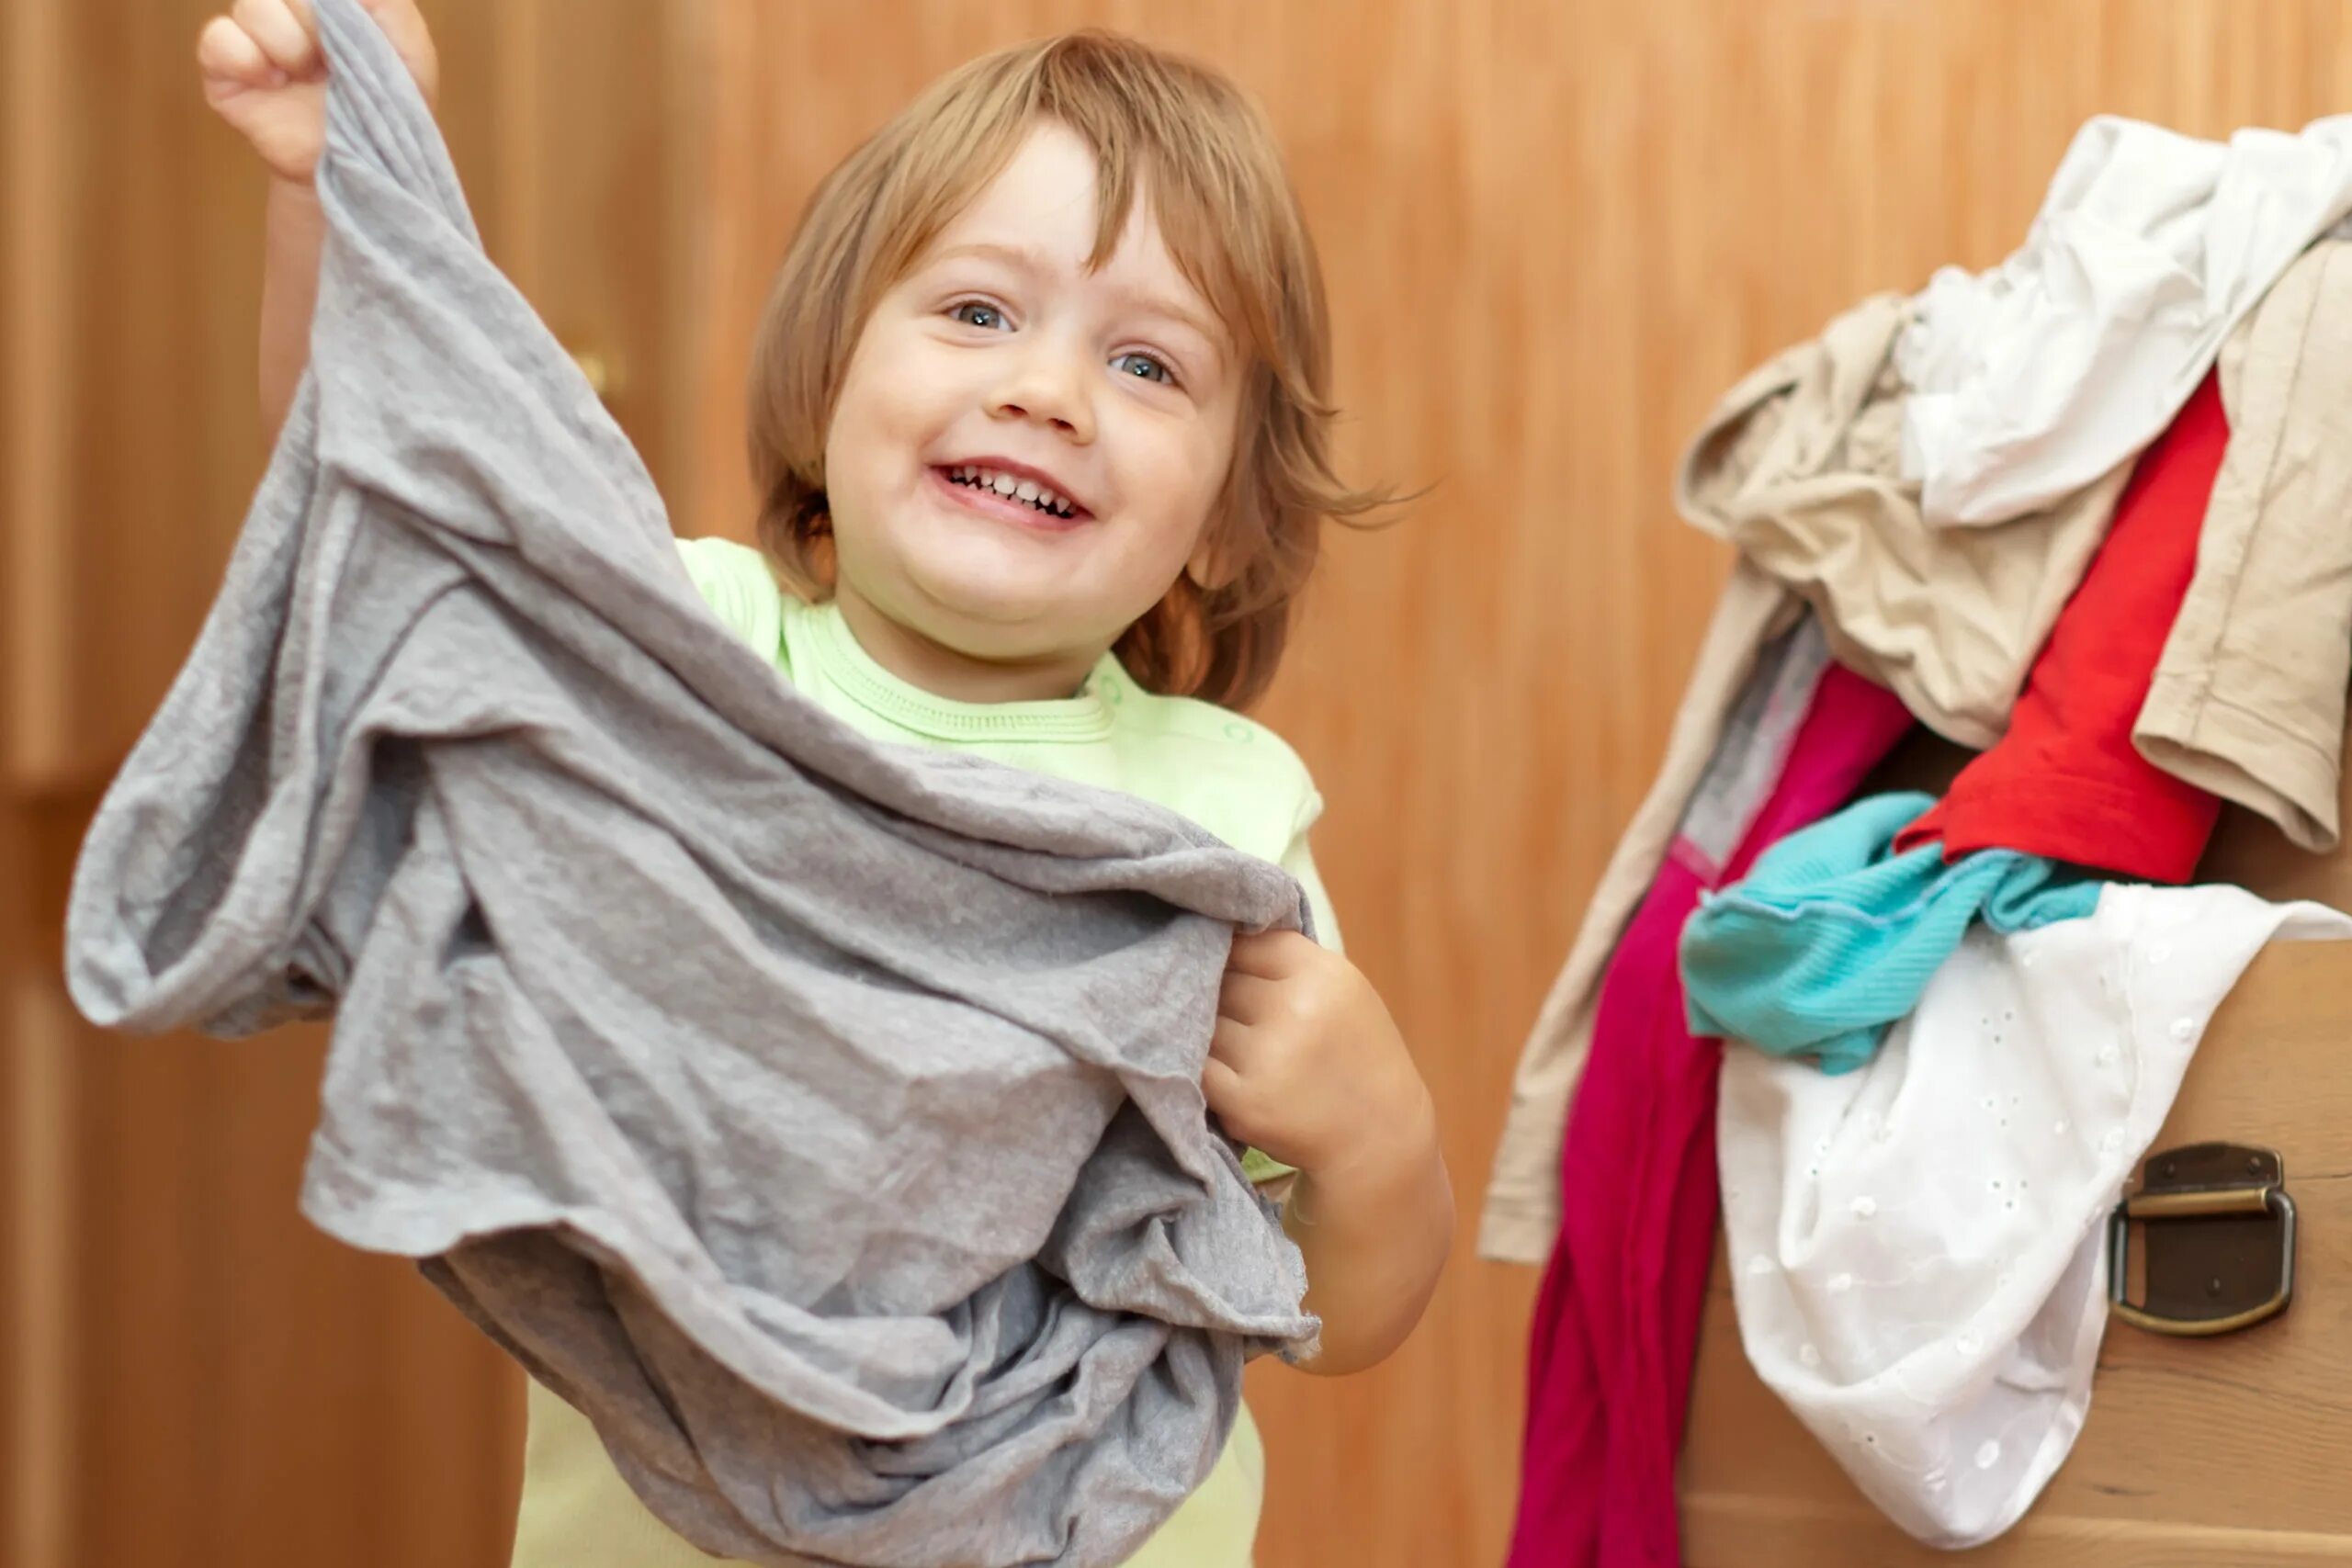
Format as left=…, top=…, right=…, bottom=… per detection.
left=938, top=464, right=1085, bottom=521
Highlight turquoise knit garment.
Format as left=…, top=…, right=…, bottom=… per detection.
left=1680, top=792, right=2101, bottom=1074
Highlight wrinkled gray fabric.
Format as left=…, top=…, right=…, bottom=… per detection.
left=62, top=2, right=1317, bottom=1563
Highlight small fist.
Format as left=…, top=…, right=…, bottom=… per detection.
left=197, top=0, right=437, bottom=185
left=1202, top=930, right=1434, bottom=1179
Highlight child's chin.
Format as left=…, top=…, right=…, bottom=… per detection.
left=911, top=578, right=1086, bottom=642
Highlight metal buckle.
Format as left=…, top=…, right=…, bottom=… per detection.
left=2107, top=1143, right=2294, bottom=1337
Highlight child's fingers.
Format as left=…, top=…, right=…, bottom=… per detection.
left=1206, top=1014, right=1256, bottom=1067
left=196, top=15, right=278, bottom=91
left=229, top=0, right=321, bottom=78
left=1225, top=927, right=1312, bottom=980
left=1216, top=968, right=1282, bottom=1027
left=1201, top=1055, right=1250, bottom=1117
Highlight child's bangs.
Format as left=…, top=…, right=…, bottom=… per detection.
left=866, top=35, right=1297, bottom=375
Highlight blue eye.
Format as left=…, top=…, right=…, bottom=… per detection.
left=951, top=301, right=1008, bottom=331
left=1113, top=351, right=1175, bottom=386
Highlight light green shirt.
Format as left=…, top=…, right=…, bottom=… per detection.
left=508, top=536, right=1340, bottom=1568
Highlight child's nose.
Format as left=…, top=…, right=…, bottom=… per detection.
left=987, top=347, right=1096, bottom=443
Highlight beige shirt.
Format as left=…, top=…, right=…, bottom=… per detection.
left=2139, top=238, right=2352, bottom=854
left=1676, top=293, right=2129, bottom=751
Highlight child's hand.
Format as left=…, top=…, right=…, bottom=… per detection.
left=1204, top=931, right=1435, bottom=1178
left=198, top=0, right=437, bottom=186
left=1207, top=931, right=1452, bottom=1373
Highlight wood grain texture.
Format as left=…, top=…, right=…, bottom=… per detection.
left=0, top=2, right=605, bottom=1563
left=5, top=966, right=75, bottom=1568
left=11, top=3, right=2352, bottom=1566
left=6, top=0, right=271, bottom=795
left=3, top=0, right=71, bottom=790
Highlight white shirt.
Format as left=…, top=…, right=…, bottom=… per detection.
left=1718, top=883, right=2352, bottom=1547
left=1899, top=114, right=2352, bottom=526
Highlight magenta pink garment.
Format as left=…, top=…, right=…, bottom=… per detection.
left=1510, top=661, right=1912, bottom=1568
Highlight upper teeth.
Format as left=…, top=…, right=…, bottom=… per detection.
left=953, top=466, right=1073, bottom=516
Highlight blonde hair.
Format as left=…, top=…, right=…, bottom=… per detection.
left=745, top=30, right=1385, bottom=709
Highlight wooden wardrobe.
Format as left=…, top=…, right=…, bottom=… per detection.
left=1679, top=726, right=2352, bottom=1565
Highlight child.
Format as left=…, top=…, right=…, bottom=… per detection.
left=198, top=2, right=1455, bottom=1562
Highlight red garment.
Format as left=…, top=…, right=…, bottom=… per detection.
left=1509, top=662, right=1912, bottom=1568
left=1897, top=375, right=2229, bottom=881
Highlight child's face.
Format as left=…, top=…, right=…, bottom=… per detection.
left=822, top=120, right=1245, bottom=669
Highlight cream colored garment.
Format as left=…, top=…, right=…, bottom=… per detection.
left=513, top=1383, right=1270, bottom=1568
left=1677, top=294, right=2131, bottom=750
left=1477, top=560, right=1794, bottom=1264
left=2138, top=240, right=2352, bottom=853
left=1720, top=884, right=2352, bottom=1548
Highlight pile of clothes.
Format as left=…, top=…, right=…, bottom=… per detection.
left=1487, top=114, right=2352, bottom=1562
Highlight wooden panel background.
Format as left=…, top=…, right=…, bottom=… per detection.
left=7, top=2, right=2352, bottom=1566
left=1, top=2, right=696, bottom=1564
